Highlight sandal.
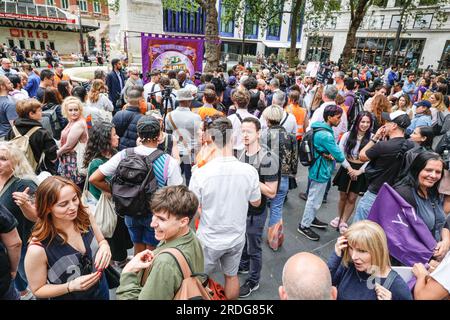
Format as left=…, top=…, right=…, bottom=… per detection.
left=339, top=222, right=349, bottom=234
left=329, top=217, right=340, bottom=228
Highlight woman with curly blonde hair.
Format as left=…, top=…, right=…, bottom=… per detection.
left=25, top=176, right=111, bottom=300
left=86, top=79, right=113, bottom=113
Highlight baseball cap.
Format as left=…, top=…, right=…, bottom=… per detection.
left=137, top=116, right=160, bottom=139
left=381, top=110, right=411, bottom=129
left=415, top=100, right=432, bottom=109
left=227, top=76, right=237, bottom=86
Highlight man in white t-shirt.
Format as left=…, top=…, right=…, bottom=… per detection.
left=143, top=69, right=162, bottom=105
left=90, top=116, right=183, bottom=255
left=189, top=117, right=261, bottom=300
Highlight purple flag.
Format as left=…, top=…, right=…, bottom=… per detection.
left=367, top=183, right=437, bottom=267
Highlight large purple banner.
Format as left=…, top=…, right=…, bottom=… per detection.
left=141, top=33, right=204, bottom=83
left=368, top=183, right=437, bottom=266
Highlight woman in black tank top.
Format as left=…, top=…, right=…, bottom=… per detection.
left=25, top=177, right=111, bottom=300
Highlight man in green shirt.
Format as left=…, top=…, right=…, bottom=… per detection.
left=116, top=185, right=204, bottom=300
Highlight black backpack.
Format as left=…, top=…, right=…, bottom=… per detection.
left=298, top=128, right=325, bottom=167
left=111, top=148, right=164, bottom=217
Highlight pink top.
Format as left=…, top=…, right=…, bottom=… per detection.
left=58, top=118, right=88, bottom=156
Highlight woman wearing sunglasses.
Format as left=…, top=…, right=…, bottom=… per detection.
left=24, top=176, right=111, bottom=300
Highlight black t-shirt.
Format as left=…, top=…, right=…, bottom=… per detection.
left=238, top=148, right=279, bottom=215
left=365, top=137, right=414, bottom=194
left=0, top=177, right=37, bottom=242
left=0, top=204, right=18, bottom=296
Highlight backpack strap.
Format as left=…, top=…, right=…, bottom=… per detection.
left=24, top=126, right=41, bottom=138
left=12, top=125, right=22, bottom=138
left=280, top=113, right=289, bottom=127
left=140, top=247, right=192, bottom=286
left=235, top=113, right=243, bottom=123
left=382, top=270, right=397, bottom=291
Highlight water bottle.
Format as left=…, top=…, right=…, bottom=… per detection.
left=305, top=142, right=312, bottom=162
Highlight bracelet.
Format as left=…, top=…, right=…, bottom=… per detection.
left=98, top=239, right=108, bottom=247
left=370, top=138, right=378, bottom=144
left=67, top=281, right=71, bottom=293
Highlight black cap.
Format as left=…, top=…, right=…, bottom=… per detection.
left=137, top=116, right=160, bottom=140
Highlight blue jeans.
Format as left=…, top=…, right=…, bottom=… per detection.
left=14, top=244, right=28, bottom=292
left=268, top=176, right=289, bottom=227
left=124, top=215, right=158, bottom=246
left=353, top=191, right=378, bottom=222
left=299, top=180, right=328, bottom=228
left=180, top=162, right=192, bottom=186
left=239, top=208, right=268, bottom=285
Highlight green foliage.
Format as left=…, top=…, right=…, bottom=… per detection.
left=162, top=0, right=200, bottom=12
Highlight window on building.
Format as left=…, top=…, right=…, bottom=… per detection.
left=439, top=40, right=450, bottom=70
left=40, top=41, right=46, bottom=50
left=419, top=0, right=438, bottom=5
left=61, top=0, right=69, bottom=9
left=8, top=39, right=15, bottom=48
left=88, top=37, right=96, bottom=53
left=77, top=0, right=88, bottom=12
left=390, top=15, right=401, bottom=29
left=49, top=41, right=55, bottom=50
left=19, top=40, right=25, bottom=49
left=288, top=14, right=303, bottom=41
left=244, top=19, right=258, bottom=39
left=413, top=13, right=433, bottom=29
left=305, top=36, right=333, bottom=62
left=394, top=0, right=407, bottom=6
left=163, top=6, right=206, bottom=34
left=46, top=0, right=54, bottom=5
left=220, top=2, right=234, bottom=36
left=93, top=1, right=101, bottom=13
left=29, top=40, right=35, bottom=50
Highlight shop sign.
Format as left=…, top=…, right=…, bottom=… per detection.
left=9, top=28, right=48, bottom=39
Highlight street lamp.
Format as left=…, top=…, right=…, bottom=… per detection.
left=69, top=4, right=85, bottom=56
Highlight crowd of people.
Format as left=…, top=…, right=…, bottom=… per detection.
left=0, top=53, right=449, bottom=301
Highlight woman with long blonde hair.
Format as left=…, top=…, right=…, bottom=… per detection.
left=25, top=176, right=111, bottom=300
left=57, top=97, right=88, bottom=188
left=428, top=92, right=449, bottom=125
left=328, top=220, right=412, bottom=300
left=0, top=142, right=38, bottom=299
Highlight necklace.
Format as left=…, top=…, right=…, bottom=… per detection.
left=354, top=268, right=370, bottom=283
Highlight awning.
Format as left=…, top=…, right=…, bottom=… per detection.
left=262, top=40, right=302, bottom=49
left=0, top=2, right=98, bottom=32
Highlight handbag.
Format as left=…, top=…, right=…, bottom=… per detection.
left=288, top=176, right=298, bottom=190
left=104, top=265, right=121, bottom=289
left=94, top=193, right=117, bottom=238
left=267, top=219, right=284, bottom=251
left=81, top=178, right=97, bottom=213
left=75, top=141, right=87, bottom=176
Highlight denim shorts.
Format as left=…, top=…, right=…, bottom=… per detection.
left=124, top=215, right=159, bottom=246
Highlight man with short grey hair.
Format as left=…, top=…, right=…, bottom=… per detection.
left=262, top=90, right=297, bottom=135
left=165, top=88, right=202, bottom=185
left=267, top=78, right=281, bottom=106
left=279, top=252, right=337, bottom=300
left=334, top=71, right=345, bottom=96
left=307, top=84, right=347, bottom=141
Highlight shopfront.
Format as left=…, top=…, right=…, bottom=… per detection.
left=0, top=2, right=98, bottom=55
left=305, top=37, right=333, bottom=62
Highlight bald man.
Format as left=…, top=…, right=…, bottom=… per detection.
left=279, top=252, right=337, bottom=300
left=0, top=59, right=18, bottom=76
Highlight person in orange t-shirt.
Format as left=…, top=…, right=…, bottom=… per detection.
left=285, top=90, right=308, bottom=141
left=195, top=89, right=224, bottom=120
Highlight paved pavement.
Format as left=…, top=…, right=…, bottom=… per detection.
left=110, top=165, right=343, bottom=300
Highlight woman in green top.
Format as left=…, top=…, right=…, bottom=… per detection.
left=83, top=122, right=132, bottom=267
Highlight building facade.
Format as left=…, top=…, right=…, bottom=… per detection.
left=0, top=0, right=109, bottom=56
left=299, top=0, right=450, bottom=70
